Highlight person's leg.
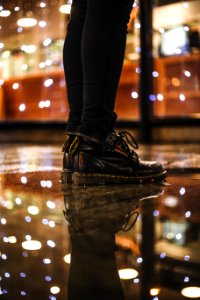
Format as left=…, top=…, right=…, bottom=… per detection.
left=78, top=0, right=134, bottom=144
left=63, top=0, right=87, bottom=132
left=62, top=0, right=167, bottom=185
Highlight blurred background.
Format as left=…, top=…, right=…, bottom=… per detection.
left=0, top=0, right=199, bottom=143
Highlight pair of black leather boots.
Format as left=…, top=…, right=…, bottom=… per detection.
left=61, top=130, right=167, bottom=186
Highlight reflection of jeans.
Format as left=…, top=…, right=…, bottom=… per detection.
left=63, top=0, right=134, bottom=143
left=68, top=227, right=125, bottom=300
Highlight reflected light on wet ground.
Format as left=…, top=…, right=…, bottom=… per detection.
left=0, top=144, right=200, bottom=300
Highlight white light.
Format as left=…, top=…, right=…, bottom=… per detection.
left=59, top=4, right=71, bottom=14
left=136, top=67, right=141, bottom=74
left=21, top=44, right=37, bottom=54
left=152, top=71, right=159, bottom=78
left=50, top=286, right=60, bottom=295
left=22, top=240, right=42, bottom=250
left=0, top=62, right=3, bottom=68
left=45, top=59, right=52, bottom=66
left=25, top=216, right=31, bottom=223
left=40, top=180, right=46, bottom=187
left=21, top=176, right=27, bottom=184
left=47, top=240, right=56, bottom=248
left=131, top=91, right=138, bottom=99
left=184, top=70, right=191, bottom=77
left=39, top=100, right=51, bottom=108
left=39, top=2, right=46, bottom=8
left=17, top=18, right=37, bottom=28
left=39, top=101, right=44, bottom=108
left=176, top=48, right=182, bottom=54
left=43, top=38, right=52, bottom=47
left=160, top=252, right=166, bottom=259
left=176, top=233, right=182, bottom=240
left=180, top=187, right=186, bottom=195
left=135, top=23, right=140, bottom=29
left=8, top=236, right=17, bottom=243
left=25, top=235, right=32, bottom=241
left=19, top=104, right=26, bottom=112
left=185, top=211, right=191, bottom=218
left=137, top=257, right=143, bottom=264
left=0, top=42, right=4, bottom=49
left=157, top=93, right=163, bottom=101
left=27, top=206, right=39, bottom=215
left=184, top=276, right=190, bottom=283
left=43, top=258, right=51, bottom=264
left=0, top=79, right=4, bottom=86
left=45, top=100, right=51, bottom=108
left=150, top=288, right=160, bottom=296
left=44, top=78, right=53, bottom=87
left=163, top=196, right=178, bottom=207
left=118, top=268, right=138, bottom=280
left=1, top=218, right=7, bottom=225
left=17, top=27, right=23, bottom=33
left=14, top=6, right=20, bottom=12
left=46, top=180, right=52, bottom=187
left=159, top=28, right=165, bottom=33
left=46, top=201, right=55, bottom=209
left=179, top=94, right=186, bottom=101
left=1, top=254, right=7, bottom=260
left=167, top=232, right=174, bottom=240
left=135, top=47, right=141, bottom=53
left=0, top=10, right=11, bottom=17
left=181, top=287, right=200, bottom=298
left=137, top=257, right=143, bottom=263
left=184, top=255, right=190, bottom=261
left=49, top=221, right=55, bottom=228
left=2, top=51, right=10, bottom=58
left=182, top=2, right=189, bottom=8
left=39, top=62, right=46, bottom=69
left=153, top=210, right=160, bottom=217
left=184, top=26, right=190, bottom=32
left=38, top=21, right=47, bottom=27
left=12, top=83, right=19, bottom=90
left=0, top=6, right=3, bottom=11
left=42, top=218, right=49, bottom=225
left=5, top=200, right=13, bottom=209
left=21, top=64, right=28, bottom=71
left=45, top=276, right=52, bottom=282
left=64, top=254, right=71, bottom=264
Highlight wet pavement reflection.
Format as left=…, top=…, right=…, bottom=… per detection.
left=0, top=145, right=200, bottom=300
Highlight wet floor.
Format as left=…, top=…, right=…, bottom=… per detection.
left=0, top=144, right=200, bottom=300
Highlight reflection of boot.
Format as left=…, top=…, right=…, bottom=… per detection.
left=63, top=184, right=164, bottom=300
left=63, top=186, right=137, bottom=234
left=63, top=183, right=163, bottom=234
left=62, top=131, right=167, bottom=185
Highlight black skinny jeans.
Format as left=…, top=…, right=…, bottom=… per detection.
left=63, top=0, right=134, bottom=143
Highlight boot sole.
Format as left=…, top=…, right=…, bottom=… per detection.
left=68, top=170, right=167, bottom=186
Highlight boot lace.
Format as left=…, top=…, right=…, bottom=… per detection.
left=107, top=131, right=139, bottom=160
